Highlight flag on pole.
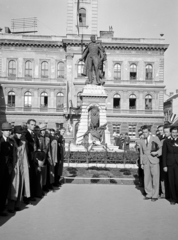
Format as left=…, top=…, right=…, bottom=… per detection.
left=77, top=0, right=80, bottom=35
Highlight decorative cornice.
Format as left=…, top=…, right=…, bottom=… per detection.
left=62, top=39, right=169, bottom=52
left=0, top=39, right=63, bottom=48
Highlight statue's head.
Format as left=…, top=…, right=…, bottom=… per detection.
left=90, top=35, right=96, bottom=43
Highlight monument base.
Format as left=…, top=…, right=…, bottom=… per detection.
left=75, top=84, right=118, bottom=152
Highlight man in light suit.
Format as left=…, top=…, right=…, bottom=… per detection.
left=139, top=125, right=162, bottom=201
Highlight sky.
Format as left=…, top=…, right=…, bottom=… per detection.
left=0, top=0, right=177, bottom=94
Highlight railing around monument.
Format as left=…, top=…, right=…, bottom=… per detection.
left=65, top=144, right=139, bottom=167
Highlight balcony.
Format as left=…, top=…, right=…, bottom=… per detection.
left=0, top=76, right=67, bottom=85
left=107, top=109, right=163, bottom=116
left=0, top=106, right=65, bottom=114
left=73, top=78, right=164, bottom=86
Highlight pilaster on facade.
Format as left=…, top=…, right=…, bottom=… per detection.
left=159, top=57, right=164, bottom=82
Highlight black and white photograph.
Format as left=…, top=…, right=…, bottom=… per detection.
left=0, top=0, right=178, bottom=239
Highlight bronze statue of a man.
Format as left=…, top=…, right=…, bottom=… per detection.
left=80, top=35, right=106, bottom=85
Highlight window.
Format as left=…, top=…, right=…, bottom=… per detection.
left=24, top=91, right=32, bottom=107
left=77, top=92, right=82, bottom=107
left=77, top=61, right=84, bottom=77
left=113, top=124, right=120, bottom=134
left=146, top=64, right=153, bottom=80
left=113, top=94, right=120, bottom=109
left=130, top=64, right=137, bottom=80
left=56, top=92, right=64, bottom=109
left=57, top=62, right=64, bottom=78
left=8, top=60, right=16, bottom=76
left=114, top=64, right=121, bottom=80
left=145, top=94, right=152, bottom=110
left=129, top=94, right=136, bottom=109
left=25, top=61, right=32, bottom=77
left=129, top=125, right=136, bottom=138
left=8, top=91, right=15, bottom=107
left=79, top=8, right=86, bottom=26
left=41, top=61, right=48, bottom=78
left=40, top=92, right=48, bottom=108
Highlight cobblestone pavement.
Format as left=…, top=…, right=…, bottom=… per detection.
left=0, top=185, right=178, bottom=240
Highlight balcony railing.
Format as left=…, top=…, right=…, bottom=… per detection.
left=73, top=78, right=164, bottom=86
left=108, top=109, right=164, bottom=115
left=1, top=106, right=65, bottom=113
left=0, top=76, right=67, bottom=84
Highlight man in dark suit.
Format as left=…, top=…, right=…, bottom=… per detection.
left=163, top=126, right=178, bottom=205
left=0, top=122, right=14, bottom=216
left=58, top=128, right=66, bottom=185
left=21, top=119, right=39, bottom=202
left=157, top=125, right=166, bottom=198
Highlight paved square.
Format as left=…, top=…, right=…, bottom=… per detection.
left=0, top=185, right=178, bottom=240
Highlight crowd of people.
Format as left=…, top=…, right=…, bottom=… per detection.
left=1, top=120, right=178, bottom=218
left=113, top=132, right=130, bottom=150
left=136, top=124, right=178, bottom=205
left=0, top=119, right=65, bottom=217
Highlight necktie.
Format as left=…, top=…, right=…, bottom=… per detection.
left=145, top=138, right=148, bottom=146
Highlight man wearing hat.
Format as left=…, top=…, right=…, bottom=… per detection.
left=0, top=122, right=14, bottom=216
left=8, top=126, right=30, bottom=212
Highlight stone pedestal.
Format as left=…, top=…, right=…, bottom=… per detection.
left=76, top=84, right=111, bottom=146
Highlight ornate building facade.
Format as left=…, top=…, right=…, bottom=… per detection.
left=0, top=0, right=168, bottom=143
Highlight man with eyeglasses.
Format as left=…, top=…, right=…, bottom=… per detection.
left=0, top=122, right=14, bottom=216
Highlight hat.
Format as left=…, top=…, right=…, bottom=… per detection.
left=39, top=124, right=47, bottom=131
left=34, top=151, right=46, bottom=162
left=14, top=125, right=24, bottom=134
left=34, top=151, right=46, bottom=167
left=1, top=122, right=12, bottom=131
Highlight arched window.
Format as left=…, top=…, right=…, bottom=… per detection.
left=130, top=64, right=137, bottom=80
left=77, top=92, right=82, bottom=107
left=145, top=94, right=152, bottom=110
left=40, top=92, right=48, bottom=108
left=41, top=61, right=48, bottom=78
left=113, top=94, right=120, bottom=109
left=77, top=61, right=84, bottom=77
left=79, top=8, right=86, bottom=26
left=129, top=94, right=136, bottom=109
left=8, top=91, right=15, bottom=107
left=146, top=64, right=153, bottom=80
left=8, top=60, right=16, bottom=76
left=24, top=91, right=32, bottom=107
left=114, top=64, right=121, bottom=80
left=25, top=61, right=32, bottom=77
left=57, top=62, right=64, bottom=78
left=56, top=92, right=64, bottom=109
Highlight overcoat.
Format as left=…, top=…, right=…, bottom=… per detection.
left=8, top=138, right=30, bottom=201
